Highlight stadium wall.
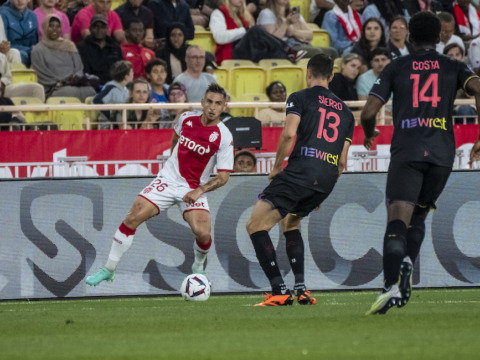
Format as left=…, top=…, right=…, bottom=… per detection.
left=1, top=173, right=479, bottom=300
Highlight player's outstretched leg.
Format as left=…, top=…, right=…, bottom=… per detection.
left=366, top=284, right=402, bottom=315
left=86, top=222, right=136, bottom=286
left=192, top=237, right=211, bottom=275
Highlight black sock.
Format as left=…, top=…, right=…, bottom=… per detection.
left=406, top=213, right=426, bottom=264
left=383, top=220, right=407, bottom=288
left=250, top=230, right=285, bottom=293
left=284, top=229, right=305, bottom=286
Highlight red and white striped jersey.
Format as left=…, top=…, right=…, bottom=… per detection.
left=159, top=111, right=234, bottom=189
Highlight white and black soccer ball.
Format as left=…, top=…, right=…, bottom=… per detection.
left=180, top=274, right=211, bottom=301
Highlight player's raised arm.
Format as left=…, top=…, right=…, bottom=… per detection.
left=360, top=95, right=383, bottom=149
left=269, top=113, right=300, bottom=181
left=465, top=77, right=480, bottom=163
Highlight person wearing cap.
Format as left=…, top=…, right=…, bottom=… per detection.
left=77, top=13, right=124, bottom=85
left=115, top=0, right=155, bottom=49
left=34, top=0, right=72, bottom=41
left=70, top=0, right=126, bottom=44
left=167, top=81, right=190, bottom=124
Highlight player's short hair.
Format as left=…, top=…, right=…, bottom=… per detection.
left=369, top=47, right=390, bottom=62
left=438, top=11, right=455, bottom=23
left=110, top=60, right=133, bottom=82
left=205, top=83, right=227, bottom=100
left=409, top=12, right=441, bottom=45
left=307, top=53, right=333, bottom=79
left=234, top=150, right=257, bottom=166
left=145, top=58, right=167, bottom=75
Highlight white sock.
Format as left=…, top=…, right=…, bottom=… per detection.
left=105, top=228, right=134, bottom=271
left=193, top=239, right=211, bottom=266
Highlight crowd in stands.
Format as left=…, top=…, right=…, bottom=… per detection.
left=0, top=0, right=479, bottom=129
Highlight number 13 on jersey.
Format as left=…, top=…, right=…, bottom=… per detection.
left=317, top=107, right=340, bottom=142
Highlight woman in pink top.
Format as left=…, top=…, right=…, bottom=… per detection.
left=34, top=0, right=71, bottom=40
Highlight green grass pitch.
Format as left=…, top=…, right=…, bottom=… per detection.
left=1, top=288, right=479, bottom=360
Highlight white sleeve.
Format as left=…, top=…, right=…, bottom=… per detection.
left=216, top=125, right=234, bottom=172
left=257, top=9, right=276, bottom=26
left=174, top=112, right=188, bottom=136
left=209, top=9, right=247, bottom=45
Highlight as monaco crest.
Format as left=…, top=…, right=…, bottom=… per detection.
left=209, top=132, right=219, bottom=142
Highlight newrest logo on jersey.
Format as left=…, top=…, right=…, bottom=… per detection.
left=300, top=146, right=338, bottom=165
left=401, top=117, right=447, bottom=130
left=179, top=135, right=211, bottom=155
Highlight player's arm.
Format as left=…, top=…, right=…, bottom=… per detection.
left=183, top=171, right=230, bottom=204
left=269, top=113, right=300, bottom=181
left=338, top=140, right=351, bottom=178
left=170, top=132, right=180, bottom=153
left=360, top=95, right=383, bottom=149
left=465, top=77, right=480, bottom=163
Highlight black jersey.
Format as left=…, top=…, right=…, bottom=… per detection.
left=281, top=85, right=355, bottom=193
left=370, top=48, right=478, bottom=167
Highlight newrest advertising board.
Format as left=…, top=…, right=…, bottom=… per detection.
left=1, top=173, right=479, bottom=300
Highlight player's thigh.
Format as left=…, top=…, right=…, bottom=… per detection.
left=417, top=164, right=451, bottom=209
left=124, top=196, right=160, bottom=228
left=183, top=209, right=212, bottom=239
left=386, top=161, right=425, bottom=205
left=289, top=190, right=329, bottom=218
left=139, top=177, right=177, bottom=211
left=246, top=200, right=283, bottom=234
left=281, top=214, right=303, bottom=232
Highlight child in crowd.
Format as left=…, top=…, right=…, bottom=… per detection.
left=145, top=58, right=171, bottom=127
left=124, top=78, right=159, bottom=129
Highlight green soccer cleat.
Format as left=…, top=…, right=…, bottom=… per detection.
left=85, top=267, right=115, bottom=286
left=191, top=261, right=206, bottom=275
left=366, top=284, right=402, bottom=315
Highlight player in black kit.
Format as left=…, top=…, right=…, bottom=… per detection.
left=246, top=54, right=355, bottom=306
left=361, top=11, right=480, bottom=315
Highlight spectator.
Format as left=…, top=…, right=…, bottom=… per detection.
left=115, top=0, right=155, bottom=49
left=123, top=78, right=160, bottom=129
left=257, top=81, right=286, bottom=125
left=209, top=0, right=254, bottom=65
left=0, top=0, right=39, bottom=66
left=173, top=45, right=217, bottom=103
left=322, top=0, right=362, bottom=56
left=66, top=0, right=89, bottom=25
left=403, top=0, right=444, bottom=16
left=34, top=0, right=71, bottom=41
left=257, top=0, right=337, bottom=59
left=0, top=53, right=45, bottom=101
left=233, top=150, right=256, bottom=172
left=356, top=47, right=390, bottom=101
left=351, top=17, right=387, bottom=73
left=443, top=43, right=477, bottom=123
left=70, top=0, right=125, bottom=44
left=310, top=0, right=334, bottom=28
left=155, top=22, right=189, bottom=84
left=77, top=14, right=124, bottom=86
left=0, top=16, right=22, bottom=64
left=187, top=0, right=213, bottom=28
left=167, top=81, right=189, bottom=124
left=31, top=14, right=96, bottom=101
left=93, top=60, right=134, bottom=128
left=453, top=0, right=480, bottom=42
left=121, top=19, right=156, bottom=79
left=362, top=0, right=409, bottom=38
left=436, top=12, right=465, bottom=55
left=387, top=15, right=413, bottom=60
left=146, top=0, right=195, bottom=41
left=329, top=52, right=361, bottom=102
left=145, top=58, right=171, bottom=126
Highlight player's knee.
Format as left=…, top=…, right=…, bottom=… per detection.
left=246, top=218, right=257, bottom=235
left=384, top=219, right=407, bottom=258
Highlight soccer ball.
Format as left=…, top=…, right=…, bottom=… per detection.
left=180, top=274, right=211, bottom=301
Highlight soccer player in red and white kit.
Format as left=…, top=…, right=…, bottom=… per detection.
left=86, top=83, right=234, bottom=286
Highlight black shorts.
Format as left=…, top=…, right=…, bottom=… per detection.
left=386, top=161, right=451, bottom=209
left=259, top=175, right=330, bottom=218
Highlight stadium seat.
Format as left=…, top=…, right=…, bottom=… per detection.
left=46, top=97, right=85, bottom=130
left=289, top=0, right=311, bottom=23
left=333, top=57, right=342, bottom=73
left=266, top=65, right=304, bottom=94
left=311, top=29, right=331, bottom=48
left=257, top=59, right=293, bottom=68
left=111, top=0, right=125, bottom=10
left=11, top=69, right=38, bottom=83
left=214, top=67, right=229, bottom=90
left=188, top=29, right=216, bottom=54
left=230, top=93, right=269, bottom=117
left=221, top=59, right=257, bottom=68
left=9, top=62, right=27, bottom=70
left=228, top=66, right=266, bottom=97
left=10, top=96, right=50, bottom=123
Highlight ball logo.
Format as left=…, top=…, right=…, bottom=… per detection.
left=209, top=132, right=219, bottom=142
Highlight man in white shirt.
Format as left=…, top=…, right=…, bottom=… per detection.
left=436, top=12, right=465, bottom=54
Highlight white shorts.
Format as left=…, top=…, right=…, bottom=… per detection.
left=139, top=176, right=210, bottom=215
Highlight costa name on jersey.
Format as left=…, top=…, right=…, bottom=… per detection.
left=159, top=111, right=234, bottom=189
